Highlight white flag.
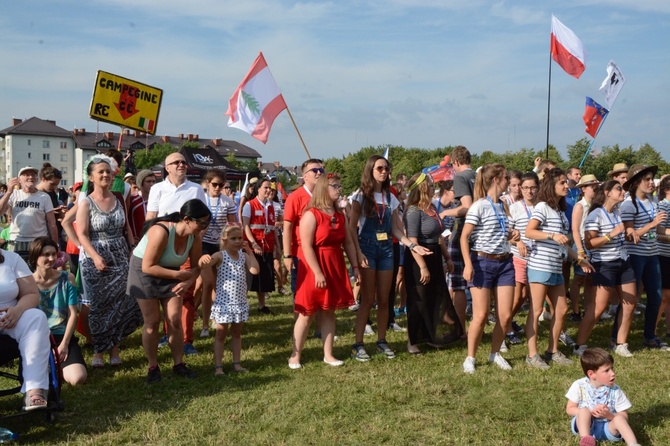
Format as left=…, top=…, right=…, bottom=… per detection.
left=599, top=61, right=625, bottom=109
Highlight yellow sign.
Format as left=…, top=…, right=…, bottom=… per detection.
left=89, top=70, right=163, bottom=135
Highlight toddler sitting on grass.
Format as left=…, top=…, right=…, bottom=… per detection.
left=565, top=347, right=640, bottom=446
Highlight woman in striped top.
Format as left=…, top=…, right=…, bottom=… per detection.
left=573, top=180, right=636, bottom=357
left=655, top=176, right=670, bottom=340
left=460, top=164, right=520, bottom=373
left=618, top=164, right=668, bottom=349
left=524, top=168, right=593, bottom=370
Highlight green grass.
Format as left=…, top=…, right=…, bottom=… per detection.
left=2, top=293, right=670, bottom=445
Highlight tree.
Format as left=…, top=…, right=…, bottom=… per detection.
left=134, top=143, right=177, bottom=170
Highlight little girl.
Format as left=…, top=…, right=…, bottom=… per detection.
left=199, top=225, right=259, bottom=375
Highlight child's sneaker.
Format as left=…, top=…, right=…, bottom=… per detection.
left=463, top=356, right=476, bottom=374
left=612, top=343, right=633, bottom=358
left=488, top=352, right=512, bottom=371
left=544, top=350, right=573, bottom=365
left=351, top=343, right=370, bottom=362
left=579, top=435, right=596, bottom=446
left=376, top=339, right=396, bottom=359
left=573, top=344, right=588, bottom=357
left=526, top=354, right=550, bottom=370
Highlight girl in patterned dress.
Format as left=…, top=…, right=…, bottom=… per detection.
left=199, top=225, right=259, bottom=375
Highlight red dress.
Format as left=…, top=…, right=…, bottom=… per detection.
left=295, top=209, right=354, bottom=315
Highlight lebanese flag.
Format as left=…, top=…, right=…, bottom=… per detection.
left=550, top=15, right=586, bottom=79
left=583, top=97, right=609, bottom=138
left=226, top=53, right=287, bottom=143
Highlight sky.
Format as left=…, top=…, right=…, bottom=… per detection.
left=1, top=0, right=669, bottom=167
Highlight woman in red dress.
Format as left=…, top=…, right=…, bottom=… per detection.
left=289, top=173, right=360, bottom=368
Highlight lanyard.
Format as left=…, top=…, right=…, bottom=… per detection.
left=206, top=195, right=221, bottom=227
left=600, top=208, right=624, bottom=247
left=425, top=205, right=443, bottom=231
left=635, top=197, right=655, bottom=221
left=521, top=199, right=532, bottom=219
left=376, top=198, right=386, bottom=228
left=486, top=196, right=506, bottom=234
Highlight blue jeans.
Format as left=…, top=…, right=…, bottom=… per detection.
left=612, top=254, right=662, bottom=341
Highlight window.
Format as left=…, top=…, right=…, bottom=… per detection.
left=27, top=139, right=31, bottom=146
left=130, top=141, right=145, bottom=150
left=60, top=154, right=68, bottom=162
left=60, top=179, right=67, bottom=186
left=43, top=153, right=50, bottom=161
left=60, top=141, right=67, bottom=149
left=43, top=140, right=50, bottom=148
left=28, top=153, right=31, bottom=159
left=61, top=167, right=68, bottom=174
left=96, top=140, right=111, bottom=148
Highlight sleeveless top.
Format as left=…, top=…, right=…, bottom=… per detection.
left=133, top=223, right=194, bottom=267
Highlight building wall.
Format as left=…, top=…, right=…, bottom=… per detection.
left=3, top=134, right=76, bottom=186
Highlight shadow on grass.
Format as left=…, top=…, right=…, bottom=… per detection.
left=636, top=402, right=670, bottom=445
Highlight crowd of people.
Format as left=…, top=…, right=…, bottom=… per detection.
left=0, top=146, right=667, bottom=442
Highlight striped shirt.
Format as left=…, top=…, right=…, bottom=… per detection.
left=528, top=202, right=569, bottom=274
left=464, top=198, right=510, bottom=255
left=620, top=197, right=658, bottom=256
left=202, top=194, right=236, bottom=245
left=584, top=207, right=626, bottom=262
left=657, top=199, right=670, bottom=257
left=509, top=199, right=534, bottom=259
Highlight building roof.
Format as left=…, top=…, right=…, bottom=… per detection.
left=0, top=117, right=72, bottom=138
left=70, top=129, right=261, bottom=159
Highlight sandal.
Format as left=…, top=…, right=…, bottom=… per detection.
left=232, top=362, right=248, bottom=373
left=214, top=365, right=225, bottom=376
left=91, top=357, right=104, bottom=368
left=110, top=357, right=122, bottom=367
left=23, top=389, right=48, bottom=411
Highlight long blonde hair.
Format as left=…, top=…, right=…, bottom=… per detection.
left=405, top=173, right=433, bottom=211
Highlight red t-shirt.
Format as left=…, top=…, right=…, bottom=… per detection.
left=283, top=186, right=312, bottom=257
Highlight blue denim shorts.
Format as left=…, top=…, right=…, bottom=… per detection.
left=591, top=259, right=636, bottom=288
left=527, top=268, right=564, bottom=286
left=571, top=417, right=622, bottom=442
left=468, top=254, right=515, bottom=289
left=359, top=237, right=394, bottom=271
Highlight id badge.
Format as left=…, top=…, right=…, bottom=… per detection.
left=376, top=232, right=388, bottom=241
left=502, top=240, right=511, bottom=254
left=620, top=247, right=629, bottom=261
left=648, top=231, right=657, bottom=240
left=558, top=245, right=568, bottom=260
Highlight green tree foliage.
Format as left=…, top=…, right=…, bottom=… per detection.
left=226, top=153, right=259, bottom=172
left=134, top=143, right=177, bottom=170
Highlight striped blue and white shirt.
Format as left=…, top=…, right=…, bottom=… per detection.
left=509, top=199, right=534, bottom=260
left=464, top=198, right=510, bottom=255
left=528, top=202, right=569, bottom=274
left=584, top=207, right=626, bottom=263
left=657, top=199, right=670, bottom=258
left=620, top=197, right=658, bottom=256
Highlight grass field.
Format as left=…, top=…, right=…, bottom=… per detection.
left=2, top=291, right=670, bottom=445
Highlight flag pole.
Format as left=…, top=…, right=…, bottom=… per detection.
left=578, top=113, right=610, bottom=168
left=285, top=105, right=312, bottom=159
left=545, top=52, right=552, bottom=160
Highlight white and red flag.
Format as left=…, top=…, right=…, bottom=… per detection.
left=226, top=52, right=287, bottom=143
left=550, top=15, right=586, bottom=79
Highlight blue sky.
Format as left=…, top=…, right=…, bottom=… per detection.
left=1, top=0, right=668, bottom=166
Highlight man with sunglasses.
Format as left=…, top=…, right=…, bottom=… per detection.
left=146, top=153, right=207, bottom=356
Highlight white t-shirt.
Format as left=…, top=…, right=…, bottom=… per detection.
left=8, top=189, right=54, bottom=242
left=147, top=177, right=207, bottom=216
left=528, top=202, right=569, bottom=274
left=565, top=377, right=631, bottom=416
left=509, top=199, right=534, bottom=259
left=584, top=207, right=626, bottom=263
left=203, top=194, right=236, bottom=245
left=620, top=197, right=658, bottom=256
left=464, top=198, right=510, bottom=255
left=0, top=250, right=33, bottom=309
left=351, top=190, right=399, bottom=235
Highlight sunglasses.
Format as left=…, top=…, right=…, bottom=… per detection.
left=168, top=160, right=188, bottom=166
left=210, top=182, right=225, bottom=188
left=307, top=167, right=325, bottom=175
left=375, top=166, right=389, bottom=173
left=331, top=216, right=337, bottom=228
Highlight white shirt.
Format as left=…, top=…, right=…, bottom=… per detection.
left=0, top=251, right=33, bottom=309
left=147, top=177, right=207, bottom=216
left=351, top=190, right=399, bottom=234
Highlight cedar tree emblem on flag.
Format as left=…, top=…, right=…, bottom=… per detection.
left=550, top=15, right=586, bottom=79
left=583, top=97, right=609, bottom=138
left=226, top=53, right=287, bottom=144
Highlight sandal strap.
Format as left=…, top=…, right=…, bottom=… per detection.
left=214, top=365, right=224, bottom=370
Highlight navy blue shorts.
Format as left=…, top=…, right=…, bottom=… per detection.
left=468, top=253, right=515, bottom=289
left=591, top=258, right=636, bottom=288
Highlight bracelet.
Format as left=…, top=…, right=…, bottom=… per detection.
left=352, top=266, right=359, bottom=269
left=408, top=243, right=417, bottom=251
left=604, top=234, right=612, bottom=242
left=546, top=232, right=554, bottom=240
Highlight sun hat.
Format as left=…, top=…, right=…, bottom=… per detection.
left=623, top=164, right=658, bottom=191
left=135, top=169, right=155, bottom=187
left=123, top=172, right=135, bottom=180
left=607, top=163, right=629, bottom=177
left=18, top=166, right=38, bottom=176
left=576, top=174, right=599, bottom=188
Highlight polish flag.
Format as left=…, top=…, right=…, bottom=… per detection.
left=550, top=15, right=586, bottom=79
left=226, top=53, right=287, bottom=143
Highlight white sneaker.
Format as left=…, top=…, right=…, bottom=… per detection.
left=499, top=341, right=509, bottom=353
left=364, top=324, right=375, bottom=335
left=349, top=303, right=360, bottom=311
left=388, top=322, right=407, bottom=332
left=573, top=344, right=588, bottom=357
left=613, top=343, right=633, bottom=358
left=488, top=352, right=512, bottom=371
left=199, top=328, right=209, bottom=338
left=538, top=310, right=552, bottom=322
left=599, top=310, right=613, bottom=320
left=463, top=356, right=476, bottom=374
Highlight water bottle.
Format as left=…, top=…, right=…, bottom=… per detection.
left=0, top=427, right=17, bottom=443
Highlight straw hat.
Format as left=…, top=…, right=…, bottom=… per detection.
left=622, top=164, right=658, bottom=191
left=576, top=174, right=599, bottom=188
left=607, top=163, right=629, bottom=177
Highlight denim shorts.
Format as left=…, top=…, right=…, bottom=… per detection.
left=571, top=417, right=622, bottom=442
left=591, top=259, right=636, bottom=288
left=359, top=237, right=394, bottom=271
left=467, top=254, right=515, bottom=289
left=527, top=268, right=564, bottom=286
